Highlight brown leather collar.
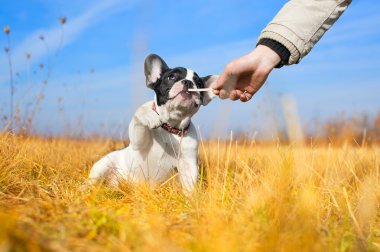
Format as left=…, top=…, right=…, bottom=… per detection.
left=152, top=102, right=190, bottom=137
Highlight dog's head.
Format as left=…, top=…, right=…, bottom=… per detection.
left=144, top=54, right=217, bottom=118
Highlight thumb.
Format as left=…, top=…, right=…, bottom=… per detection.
left=217, top=74, right=238, bottom=94
left=213, top=55, right=252, bottom=91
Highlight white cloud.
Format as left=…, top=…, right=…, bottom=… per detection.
left=0, top=0, right=135, bottom=85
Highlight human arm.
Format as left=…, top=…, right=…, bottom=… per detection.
left=258, top=0, right=352, bottom=64
left=212, top=0, right=352, bottom=101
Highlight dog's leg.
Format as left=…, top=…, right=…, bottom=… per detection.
left=129, top=105, right=161, bottom=151
left=178, top=151, right=198, bottom=195
left=88, top=154, right=117, bottom=185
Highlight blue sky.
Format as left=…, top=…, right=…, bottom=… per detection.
left=0, top=0, right=379, bottom=138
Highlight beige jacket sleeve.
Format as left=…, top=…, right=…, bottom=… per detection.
left=258, top=0, right=351, bottom=64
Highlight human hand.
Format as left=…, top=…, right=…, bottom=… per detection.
left=212, top=45, right=281, bottom=102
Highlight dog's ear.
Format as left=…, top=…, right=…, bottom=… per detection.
left=144, top=54, right=169, bottom=89
left=201, top=75, right=218, bottom=106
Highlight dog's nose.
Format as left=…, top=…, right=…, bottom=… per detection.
left=181, top=79, right=193, bottom=88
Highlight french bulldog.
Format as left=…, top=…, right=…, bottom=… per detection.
left=88, top=54, right=217, bottom=193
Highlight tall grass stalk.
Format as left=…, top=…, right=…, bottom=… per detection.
left=4, top=27, right=14, bottom=131
left=26, top=18, right=66, bottom=133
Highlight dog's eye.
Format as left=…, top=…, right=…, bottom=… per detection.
left=167, top=75, right=176, bottom=81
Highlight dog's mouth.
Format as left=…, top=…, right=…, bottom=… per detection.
left=179, top=90, right=192, bottom=97
left=168, top=88, right=196, bottom=100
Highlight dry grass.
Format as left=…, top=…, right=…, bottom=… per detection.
left=0, top=133, right=379, bottom=251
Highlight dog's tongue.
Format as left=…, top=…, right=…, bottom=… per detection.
left=180, top=90, right=192, bottom=97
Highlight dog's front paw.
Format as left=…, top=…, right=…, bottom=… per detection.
left=146, top=115, right=162, bottom=129
left=137, top=113, right=161, bottom=129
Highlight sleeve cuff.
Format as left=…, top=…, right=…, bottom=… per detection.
left=257, top=38, right=290, bottom=68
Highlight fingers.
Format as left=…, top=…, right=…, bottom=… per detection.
left=237, top=79, right=263, bottom=102
left=217, top=73, right=264, bottom=102
left=212, top=48, right=275, bottom=102
left=216, top=74, right=238, bottom=97
left=238, top=86, right=255, bottom=102
left=239, top=91, right=253, bottom=102
left=212, top=56, right=250, bottom=93
left=218, top=89, right=229, bottom=100
left=229, top=89, right=243, bottom=100
left=238, top=67, right=270, bottom=101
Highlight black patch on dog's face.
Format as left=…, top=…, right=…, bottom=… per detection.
left=152, top=67, right=204, bottom=106
left=192, top=72, right=205, bottom=102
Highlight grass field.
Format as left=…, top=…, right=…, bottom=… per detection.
left=0, top=133, right=379, bottom=251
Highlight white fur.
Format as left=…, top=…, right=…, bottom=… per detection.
left=186, top=69, right=194, bottom=81
left=88, top=100, right=200, bottom=194
left=88, top=61, right=218, bottom=194
left=148, top=59, right=163, bottom=84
